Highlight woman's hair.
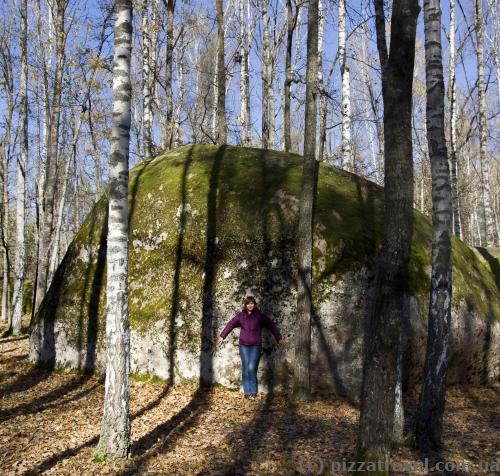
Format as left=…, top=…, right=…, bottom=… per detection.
left=243, top=295, right=257, bottom=309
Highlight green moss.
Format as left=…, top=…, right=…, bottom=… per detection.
left=38, top=144, right=499, bottom=355
left=130, top=371, right=167, bottom=384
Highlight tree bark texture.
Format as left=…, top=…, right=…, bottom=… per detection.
left=216, top=0, right=227, bottom=144
left=416, top=0, right=453, bottom=456
left=30, top=0, right=67, bottom=364
left=12, top=0, right=28, bottom=335
left=94, top=0, right=132, bottom=460
left=292, top=0, right=318, bottom=402
left=357, top=0, right=419, bottom=468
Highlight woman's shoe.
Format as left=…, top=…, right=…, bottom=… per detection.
left=249, top=393, right=257, bottom=400
left=244, top=393, right=250, bottom=399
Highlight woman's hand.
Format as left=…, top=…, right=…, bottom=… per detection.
left=278, top=338, right=287, bottom=347
left=216, top=336, right=224, bottom=346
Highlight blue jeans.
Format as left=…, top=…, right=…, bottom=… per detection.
left=239, top=344, right=262, bottom=395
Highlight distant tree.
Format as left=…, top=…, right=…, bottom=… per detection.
left=215, top=0, right=227, bottom=144
left=30, top=0, right=68, bottom=364
left=12, top=0, right=28, bottom=336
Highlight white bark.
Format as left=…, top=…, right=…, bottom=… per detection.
left=174, top=43, right=185, bottom=147
left=261, top=0, right=272, bottom=148
left=216, top=0, right=227, bottom=144
left=12, top=0, right=28, bottom=335
left=317, top=0, right=326, bottom=161
left=142, top=0, right=153, bottom=158
left=448, top=0, right=461, bottom=239
left=94, top=0, right=132, bottom=461
left=239, top=0, right=250, bottom=145
left=474, top=0, right=497, bottom=246
left=48, top=114, right=83, bottom=284
left=417, top=0, right=453, bottom=451
left=31, top=0, right=67, bottom=364
left=339, top=0, right=352, bottom=171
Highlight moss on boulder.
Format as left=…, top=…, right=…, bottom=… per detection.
left=34, top=145, right=500, bottom=395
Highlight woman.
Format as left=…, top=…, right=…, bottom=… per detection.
left=217, top=296, right=286, bottom=400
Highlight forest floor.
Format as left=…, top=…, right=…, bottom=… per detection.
left=0, top=326, right=499, bottom=475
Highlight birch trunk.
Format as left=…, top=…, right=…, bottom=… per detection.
left=31, top=0, right=66, bottom=364
left=174, top=44, right=185, bottom=147
left=12, top=0, right=28, bottom=335
left=292, top=0, right=318, bottom=402
left=474, top=0, right=496, bottom=246
left=338, top=0, right=352, bottom=171
left=94, top=0, right=132, bottom=461
left=416, top=0, right=453, bottom=454
left=239, top=0, right=249, bottom=144
left=361, top=20, right=381, bottom=183
left=245, top=0, right=252, bottom=144
left=357, top=0, right=419, bottom=465
left=448, top=0, right=461, bottom=239
left=216, top=0, right=227, bottom=144
left=317, top=0, right=326, bottom=161
left=261, top=0, right=271, bottom=149
left=163, top=0, right=175, bottom=149
left=142, top=0, right=153, bottom=158
left=1, top=147, right=9, bottom=326
left=48, top=114, right=83, bottom=284
left=284, top=0, right=294, bottom=152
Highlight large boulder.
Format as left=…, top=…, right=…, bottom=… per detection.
left=34, top=145, right=500, bottom=396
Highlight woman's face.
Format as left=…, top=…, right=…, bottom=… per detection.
left=245, top=301, right=255, bottom=312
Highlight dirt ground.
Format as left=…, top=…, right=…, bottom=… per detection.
left=0, top=326, right=498, bottom=475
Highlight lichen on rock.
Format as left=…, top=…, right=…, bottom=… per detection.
left=33, top=145, right=500, bottom=396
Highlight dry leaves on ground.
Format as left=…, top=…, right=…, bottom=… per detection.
left=0, top=328, right=498, bottom=475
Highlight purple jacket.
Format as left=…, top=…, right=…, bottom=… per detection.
left=219, top=308, right=283, bottom=345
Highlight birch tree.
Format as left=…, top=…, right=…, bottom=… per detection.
left=216, top=0, right=227, bottom=144
left=292, top=0, right=318, bottom=402
left=30, top=0, right=67, bottom=364
left=162, top=0, right=175, bottom=149
left=142, top=0, right=153, bottom=158
left=339, top=0, right=352, bottom=170
left=357, top=0, right=420, bottom=465
left=12, top=0, right=28, bottom=336
left=0, top=22, right=14, bottom=326
left=416, top=0, right=453, bottom=455
left=317, top=0, right=326, bottom=161
left=239, top=0, right=250, bottom=145
left=94, top=0, right=133, bottom=461
left=261, top=0, right=272, bottom=149
left=283, top=0, right=296, bottom=152
left=474, top=0, right=497, bottom=246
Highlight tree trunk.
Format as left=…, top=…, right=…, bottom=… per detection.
left=416, top=0, right=453, bottom=456
left=12, top=0, right=28, bottom=335
left=261, top=0, right=271, bottom=149
left=245, top=0, right=252, bottom=144
left=48, top=113, right=83, bottom=284
left=338, top=0, right=352, bottom=171
left=284, top=0, right=295, bottom=152
left=317, top=0, right=326, bottom=161
left=474, top=0, right=496, bottom=246
left=31, top=0, right=67, bottom=364
left=292, top=0, right=318, bottom=402
left=93, top=0, right=132, bottom=461
left=239, top=0, right=249, bottom=145
left=357, top=0, right=419, bottom=469
left=163, top=0, right=175, bottom=149
left=216, top=0, right=227, bottom=144
left=142, top=0, right=153, bottom=158
left=448, top=0, right=461, bottom=239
